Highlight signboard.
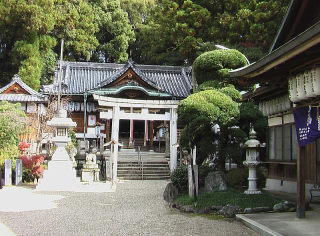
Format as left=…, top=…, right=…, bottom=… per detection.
left=293, top=105, right=320, bottom=147
left=95, top=125, right=101, bottom=137
left=15, top=159, right=22, bottom=186
left=5, top=159, right=12, bottom=186
left=88, top=115, right=96, bottom=126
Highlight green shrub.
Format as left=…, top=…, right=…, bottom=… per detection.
left=171, top=165, right=213, bottom=191
left=170, top=166, right=188, bottom=191
left=193, top=49, right=248, bottom=87
left=226, top=166, right=266, bottom=190
left=198, top=165, right=212, bottom=188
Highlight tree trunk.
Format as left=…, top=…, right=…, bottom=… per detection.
left=187, top=125, right=197, bottom=204
left=218, top=125, right=228, bottom=171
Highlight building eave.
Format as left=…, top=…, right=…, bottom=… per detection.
left=229, top=21, right=320, bottom=81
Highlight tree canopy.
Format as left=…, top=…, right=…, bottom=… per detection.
left=90, top=0, right=135, bottom=63
left=178, top=84, right=243, bottom=168
left=0, top=0, right=135, bottom=89
left=0, top=101, right=28, bottom=166
left=193, top=49, right=248, bottom=86
left=0, top=0, right=291, bottom=88
left=178, top=49, right=268, bottom=169
left=133, top=0, right=290, bottom=65
left=0, top=101, right=28, bottom=148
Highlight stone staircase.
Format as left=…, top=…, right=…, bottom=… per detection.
left=117, top=149, right=170, bottom=180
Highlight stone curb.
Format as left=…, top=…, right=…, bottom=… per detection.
left=236, top=214, right=283, bottom=236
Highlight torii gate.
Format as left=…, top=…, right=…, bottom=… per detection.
left=93, top=95, right=179, bottom=181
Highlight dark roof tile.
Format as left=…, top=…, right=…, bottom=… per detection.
left=40, top=60, right=193, bottom=98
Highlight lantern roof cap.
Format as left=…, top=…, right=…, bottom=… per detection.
left=242, top=127, right=266, bottom=148
left=47, top=109, right=77, bottom=128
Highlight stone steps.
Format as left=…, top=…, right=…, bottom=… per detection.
left=116, top=149, right=170, bottom=180
left=117, top=161, right=170, bottom=180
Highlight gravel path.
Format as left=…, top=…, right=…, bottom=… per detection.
left=0, top=180, right=259, bottom=236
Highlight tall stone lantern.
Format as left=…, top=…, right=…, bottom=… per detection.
left=37, top=109, right=81, bottom=190
left=241, top=127, right=266, bottom=194
left=48, top=109, right=77, bottom=161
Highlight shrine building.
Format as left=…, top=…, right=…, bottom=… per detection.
left=40, top=59, right=193, bottom=171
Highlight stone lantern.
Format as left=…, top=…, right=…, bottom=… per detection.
left=241, top=127, right=266, bottom=194
left=48, top=109, right=77, bottom=161
left=37, top=109, right=81, bottom=190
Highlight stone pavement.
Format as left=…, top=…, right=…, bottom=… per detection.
left=0, top=180, right=258, bottom=236
left=236, top=190, right=320, bottom=236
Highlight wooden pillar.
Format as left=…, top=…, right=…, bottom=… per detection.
left=129, top=107, right=133, bottom=146
left=297, top=145, right=306, bottom=219
left=144, top=120, right=148, bottom=146
left=150, top=121, right=154, bottom=149
left=106, top=119, right=110, bottom=142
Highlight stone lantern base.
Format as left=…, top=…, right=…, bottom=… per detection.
left=81, top=163, right=100, bottom=182
left=244, top=190, right=262, bottom=195
left=243, top=161, right=262, bottom=195
left=37, top=160, right=82, bottom=191
left=36, top=142, right=81, bottom=191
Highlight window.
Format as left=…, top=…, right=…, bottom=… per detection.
left=268, top=124, right=298, bottom=162
left=283, top=125, right=291, bottom=161
left=57, top=128, right=66, bottom=136
left=292, top=125, right=298, bottom=160
left=268, top=128, right=275, bottom=160
left=275, top=126, right=282, bottom=160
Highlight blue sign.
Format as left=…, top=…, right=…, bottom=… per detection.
left=293, top=105, right=320, bottom=147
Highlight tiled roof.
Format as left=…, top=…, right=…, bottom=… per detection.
left=0, top=94, right=47, bottom=102
left=0, top=75, right=48, bottom=102
left=40, top=60, right=193, bottom=99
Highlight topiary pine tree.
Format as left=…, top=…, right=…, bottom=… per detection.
left=178, top=48, right=268, bottom=171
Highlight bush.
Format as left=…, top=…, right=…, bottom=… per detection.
left=20, top=155, right=46, bottom=182
left=198, top=165, right=212, bottom=188
left=226, top=166, right=266, bottom=190
left=193, top=49, right=248, bottom=87
left=171, top=165, right=213, bottom=191
left=170, top=166, right=188, bottom=191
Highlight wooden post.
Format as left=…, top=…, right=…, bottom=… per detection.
left=297, top=145, right=306, bottom=219
left=106, top=119, right=110, bottom=142
left=150, top=121, right=154, bottom=149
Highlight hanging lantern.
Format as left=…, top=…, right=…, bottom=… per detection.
left=69, top=101, right=75, bottom=112
left=288, top=76, right=300, bottom=102
left=74, top=102, right=81, bottom=111
left=312, top=65, right=320, bottom=95
left=304, top=68, right=316, bottom=98
left=87, top=102, right=92, bottom=112
left=296, top=72, right=308, bottom=100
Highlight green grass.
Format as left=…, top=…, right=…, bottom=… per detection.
left=174, top=188, right=281, bottom=210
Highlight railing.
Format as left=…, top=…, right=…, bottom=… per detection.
left=137, top=146, right=144, bottom=180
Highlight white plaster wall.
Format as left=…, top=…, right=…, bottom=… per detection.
left=283, top=113, right=294, bottom=124
left=268, top=117, right=282, bottom=126
left=265, top=178, right=314, bottom=198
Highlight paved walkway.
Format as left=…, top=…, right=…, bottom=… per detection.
left=0, top=180, right=258, bottom=236
left=236, top=190, right=320, bottom=236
